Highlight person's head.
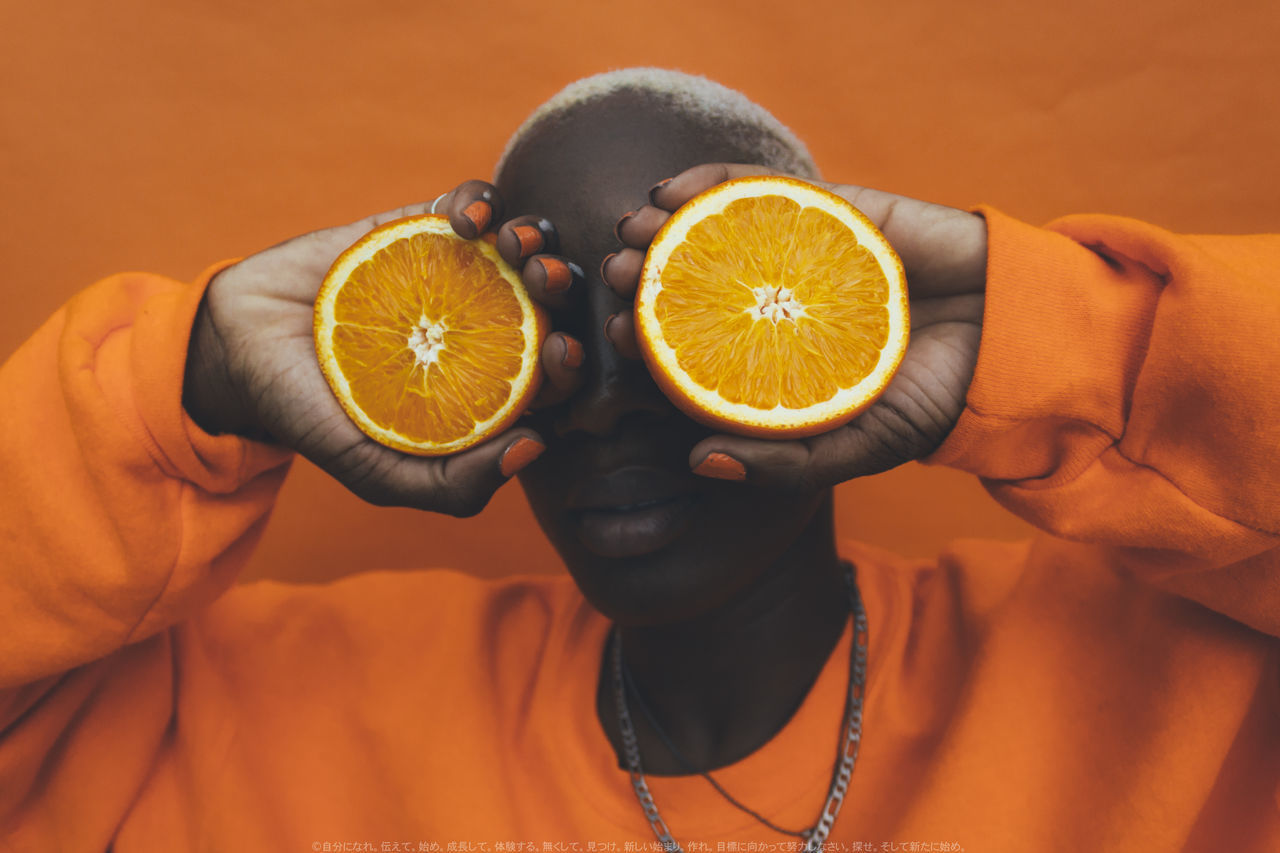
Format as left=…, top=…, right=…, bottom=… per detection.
left=497, top=69, right=834, bottom=628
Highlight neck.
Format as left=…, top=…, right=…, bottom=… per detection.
left=597, top=495, right=849, bottom=775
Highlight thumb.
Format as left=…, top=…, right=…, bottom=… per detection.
left=687, top=421, right=905, bottom=492
left=818, top=184, right=988, bottom=300
left=299, top=200, right=442, bottom=273
left=319, top=428, right=546, bottom=518
left=652, top=163, right=786, bottom=210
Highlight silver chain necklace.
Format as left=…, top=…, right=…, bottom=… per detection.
left=610, top=562, right=868, bottom=852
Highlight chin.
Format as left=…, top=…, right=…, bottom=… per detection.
left=541, top=503, right=815, bottom=629
left=564, top=549, right=741, bottom=627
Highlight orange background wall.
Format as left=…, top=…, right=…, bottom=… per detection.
left=3, top=0, right=1277, bottom=583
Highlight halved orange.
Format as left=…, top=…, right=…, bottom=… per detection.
left=314, top=215, right=547, bottom=456
left=634, top=176, right=909, bottom=439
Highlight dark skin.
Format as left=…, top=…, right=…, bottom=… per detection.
left=184, top=90, right=986, bottom=777
left=182, top=187, right=587, bottom=515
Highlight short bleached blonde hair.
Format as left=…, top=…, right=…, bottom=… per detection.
left=495, top=68, right=820, bottom=181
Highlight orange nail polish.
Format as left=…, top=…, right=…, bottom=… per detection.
left=500, top=437, right=545, bottom=478
left=540, top=257, right=573, bottom=293
left=692, top=452, right=747, bottom=481
left=599, top=252, right=617, bottom=283
left=561, top=336, right=584, bottom=369
left=513, top=225, right=542, bottom=258
left=614, top=211, right=636, bottom=242
left=462, top=200, right=491, bottom=233
left=648, top=177, right=673, bottom=205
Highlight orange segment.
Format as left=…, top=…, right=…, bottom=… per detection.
left=635, top=176, right=908, bottom=438
left=314, top=215, right=547, bottom=456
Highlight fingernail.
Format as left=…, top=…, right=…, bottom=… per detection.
left=540, top=257, right=574, bottom=294
left=599, top=252, right=617, bottom=284
left=462, top=200, right=491, bottom=234
left=648, top=178, right=673, bottom=205
left=513, top=225, right=542, bottom=259
left=603, top=313, right=619, bottom=342
left=500, top=437, right=545, bottom=478
left=561, top=336, right=584, bottom=369
left=692, top=452, right=747, bottom=481
left=614, top=211, right=636, bottom=243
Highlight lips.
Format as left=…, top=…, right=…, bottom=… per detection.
left=567, top=466, right=700, bottom=558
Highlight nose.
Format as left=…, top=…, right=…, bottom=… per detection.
left=554, top=278, right=675, bottom=437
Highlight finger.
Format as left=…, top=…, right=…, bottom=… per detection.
left=826, top=185, right=988, bottom=299
left=497, top=215, right=559, bottom=267
left=653, top=163, right=785, bottom=210
left=274, top=199, right=440, bottom=284
left=614, top=205, right=670, bottom=250
left=908, top=293, right=985, bottom=329
left=530, top=332, right=585, bottom=408
left=687, top=417, right=906, bottom=491
left=436, top=430, right=547, bottom=511
left=687, top=436, right=812, bottom=488
left=409, top=430, right=547, bottom=515
left=603, top=312, right=642, bottom=360
left=444, top=180, right=505, bottom=239
left=600, top=248, right=644, bottom=300
left=319, top=427, right=545, bottom=517
left=522, top=254, right=585, bottom=310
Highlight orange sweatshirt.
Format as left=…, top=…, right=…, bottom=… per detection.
left=0, top=209, right=1276, bottom=852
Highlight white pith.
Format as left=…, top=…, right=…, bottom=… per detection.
left=751, top=285, right=805, bottom=323
left=407, top=316, right=447, bottom=366
left=635, top=178, right=908, bottom=430
left=315, top=216, right=541, bottom=453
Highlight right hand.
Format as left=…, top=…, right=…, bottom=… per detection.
left=182, top=180, right=586, bottom=516
left=602, top=163, right=987, bottom=490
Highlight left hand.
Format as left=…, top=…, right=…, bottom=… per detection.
left=184, top=180, right=586, bottom=516
left=599, top=163, right=987, bottom=489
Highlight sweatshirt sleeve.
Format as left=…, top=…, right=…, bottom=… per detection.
left=927, top=208, right=1280, bottom=636
left=0, top=266, right=292, bottom=846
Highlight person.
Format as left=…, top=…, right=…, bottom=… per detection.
left=1, top=68, right=1276, bottom=852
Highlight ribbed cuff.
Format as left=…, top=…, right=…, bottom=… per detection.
left=925, top=206, right=1160, bottom=481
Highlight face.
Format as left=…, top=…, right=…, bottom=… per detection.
left=499, top=92, right=827, bottom=627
